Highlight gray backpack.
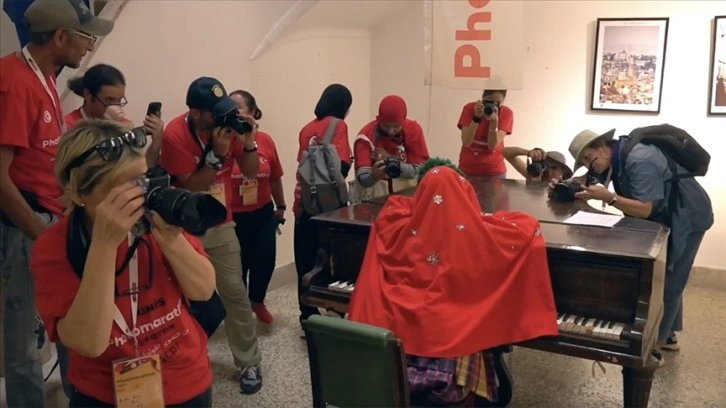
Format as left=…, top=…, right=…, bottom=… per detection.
left=298, top=118, right=349, bottom=215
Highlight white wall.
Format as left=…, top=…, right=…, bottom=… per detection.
left=250, top=27, right=372, bottom=265
left=371, top=1, right=726, bottom=269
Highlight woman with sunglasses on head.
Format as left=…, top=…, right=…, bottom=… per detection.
left=228, top=90, right=285, bottom=324
left=30, top=120, right=216, bottom=407
left=66, top=63, right=165, bottom=166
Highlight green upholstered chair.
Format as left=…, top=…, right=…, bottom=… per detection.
left=302, top=315, right=410, bottom=408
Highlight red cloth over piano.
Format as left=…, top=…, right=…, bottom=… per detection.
left=348, top=165, right=558, bottom=358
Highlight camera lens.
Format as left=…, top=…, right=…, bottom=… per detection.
left=384, top=157, right=402, bottom=178
left=147, top=186, right=227, bottom=236
left=219, top=113, right=253, bottom=134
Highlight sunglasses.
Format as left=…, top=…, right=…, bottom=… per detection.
left=64, top=127, right=148, bottom=179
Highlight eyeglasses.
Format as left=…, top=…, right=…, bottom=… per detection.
left=64, top=127, right=148, bottom=179
left=70, top=29, right=97, bottom=49
left=95, top=95, right=129, bottom=108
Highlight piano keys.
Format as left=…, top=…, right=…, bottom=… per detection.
left=300, top=178, right=669, bottom=408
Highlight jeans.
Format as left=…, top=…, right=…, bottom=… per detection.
left=658, top=231, right=706, bottom=343
left=233, top=202, right=278, bottom=304
left=1, top=211, right=57, bottom=407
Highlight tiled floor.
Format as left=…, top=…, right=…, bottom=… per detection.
left=3, top=280, right=726, bottom=407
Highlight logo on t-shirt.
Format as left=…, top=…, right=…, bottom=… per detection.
left=43, top=110, right=52, bottom=123
left=260, top=157, right=267, bottom=164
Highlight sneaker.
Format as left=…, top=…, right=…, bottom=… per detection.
left=660, top=335, right=680, bottom=351
left=651, top=350, right=665, bottom=367
left=251, top=303, right=273, bottom=324
left=240, top=365, right=262, bottom=394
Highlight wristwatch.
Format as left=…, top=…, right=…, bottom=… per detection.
left=205, top=150, right=224, bottom=171
left=244, top=141, right=258, bottom=153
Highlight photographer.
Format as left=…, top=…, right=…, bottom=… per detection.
left=503, top=146, right=573, bottom=181
left=0, top=1, right=113, bottom=405
left=159, top=77, right=263, bottom=394
left=353, top=95, right=430, bottom=200
left=457, top=89, right=513, bottom=177
left=31, top=120, right=215, bottom=407
left=549, top=128, right=713, bottom=365
left=229, top=90, right=285, bottom=325
left=65, top=63, right=165, bottom=166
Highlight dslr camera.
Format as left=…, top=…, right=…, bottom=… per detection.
left=384, top=157, right=402, bottom=178
left=483, top=98, right=500, bottom=116
left=216, top=111, right=253, bottom=135
left=526, top=158, right=548, bottom=177
left=132, top=167, right=228, bottom=236
left=552, top=175, right=599, bottom=203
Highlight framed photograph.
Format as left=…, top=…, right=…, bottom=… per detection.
left=708, top=16, right=726, bottom=116
left=591, top=18, right=669, bottom=114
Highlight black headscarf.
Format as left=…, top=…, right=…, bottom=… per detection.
left=314, top=84, right=352, bottom=120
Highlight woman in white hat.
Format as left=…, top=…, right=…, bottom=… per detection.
left=549, top=128, right=713, bottom=367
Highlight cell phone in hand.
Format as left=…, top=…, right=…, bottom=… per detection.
left=146, top=102, right=162, bottom=117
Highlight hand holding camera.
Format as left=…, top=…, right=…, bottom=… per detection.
left=211, top=127, right=233, bottom=157
left=236, top=113, right=258, bottom=147
left=371, top=160, right=389, bottom=181
left=526, top=148, right=548, bottom=177
left=474, top=100, right=485, bottom=118
left=147, top=211, right=183, bottom=249
left=92, top=182, right=146, bottom=246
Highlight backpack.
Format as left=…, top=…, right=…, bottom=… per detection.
left=298, top=118, right=349, bottom=215
left=619, top=124, right=710, bottom=225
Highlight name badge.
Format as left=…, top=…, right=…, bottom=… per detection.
left=112, top=354, right=164, bottom=408
left=240, top=179, right=258, bottom=206
left=209, top=183, right=226, bottom=207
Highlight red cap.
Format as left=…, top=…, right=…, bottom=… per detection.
left=377, top=95, right=407, bottom=124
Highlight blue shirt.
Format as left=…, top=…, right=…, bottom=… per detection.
left=614, top=136, right=713, bottom=255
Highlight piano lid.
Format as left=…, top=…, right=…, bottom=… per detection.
left=312, top=178, right=669, bottom=260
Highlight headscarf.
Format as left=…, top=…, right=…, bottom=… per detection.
left=314, top=84, right=352, bottom=120
left=348, top=162, right=558, bottom=358
left=376, top=95, right=407, bottom=125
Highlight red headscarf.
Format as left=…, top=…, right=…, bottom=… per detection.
left=348, top=165, right=558, bottom=358
left=377, top=95, right=407, bottom=124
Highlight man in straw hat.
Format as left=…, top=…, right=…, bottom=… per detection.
left=0, top=1, right=114, bottom=406
left=503, top=145, right=573, bottom=181
left=548, top=128, right=713, bottom=367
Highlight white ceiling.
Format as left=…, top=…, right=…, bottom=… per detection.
left=289, top=0, right=418, bottom=32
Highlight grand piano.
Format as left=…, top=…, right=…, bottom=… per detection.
left=301, top=177, right=669, bottom=408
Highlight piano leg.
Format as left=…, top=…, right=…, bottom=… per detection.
left=621, top=366, right=656, bottom=408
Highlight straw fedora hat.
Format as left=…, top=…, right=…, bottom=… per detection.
left=568, top=129, right=616, bottom=171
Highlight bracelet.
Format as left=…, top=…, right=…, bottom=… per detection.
left=276, top=204, right=287, bottom=210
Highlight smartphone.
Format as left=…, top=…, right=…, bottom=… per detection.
left=146, top=102, right=162, bottom=117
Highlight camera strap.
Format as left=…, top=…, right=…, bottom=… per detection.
left=186, top=115, right=214, bottom=171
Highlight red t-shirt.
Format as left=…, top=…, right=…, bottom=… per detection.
left=30, top=216, right=213, bottom=404
left=160, top=113, right=246, bottom=224
left=293, top=116, right=352, bottom=216
left=65, top=107, right=133, bottom=130
left=457, top=102, right=514, bottom=176
left=230, top=131, right=283, bottom=213
left=353, top=119, right=430, bottom=170
left=0, top=53, right=64, bottom=215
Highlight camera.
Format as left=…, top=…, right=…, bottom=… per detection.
left=483, top=99, right=500, bottom=116
left=552, top=179, right=584, bottom=202
left=132, top=167, right=228, bottom=236
left=526, top=160, right=548, bottom=177
left=216, top=111, right=253, bottom=135
left=384, top=157, right=402, bottom=178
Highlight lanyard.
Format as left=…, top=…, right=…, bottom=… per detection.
left=113, top=233, right=140, bottom=354
left=185, top=115, right=207, bottom=153
left=80, top=107, right=89, bottom=120
left=20, top=46, right=66, bottom=134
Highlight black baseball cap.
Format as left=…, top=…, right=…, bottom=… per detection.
left=25, top=0, right=114, bottom=36
left=186, top=77, right=237, bottom=117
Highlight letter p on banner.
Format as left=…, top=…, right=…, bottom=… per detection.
left=423, top=0, right=525, bottom=90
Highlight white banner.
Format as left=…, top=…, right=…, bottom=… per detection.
left=424, top=0, right=525, bottom=90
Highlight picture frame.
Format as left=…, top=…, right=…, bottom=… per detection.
left=591, top=18, right=669, bottom=114
left=708, top=15, right=726, bottom=116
